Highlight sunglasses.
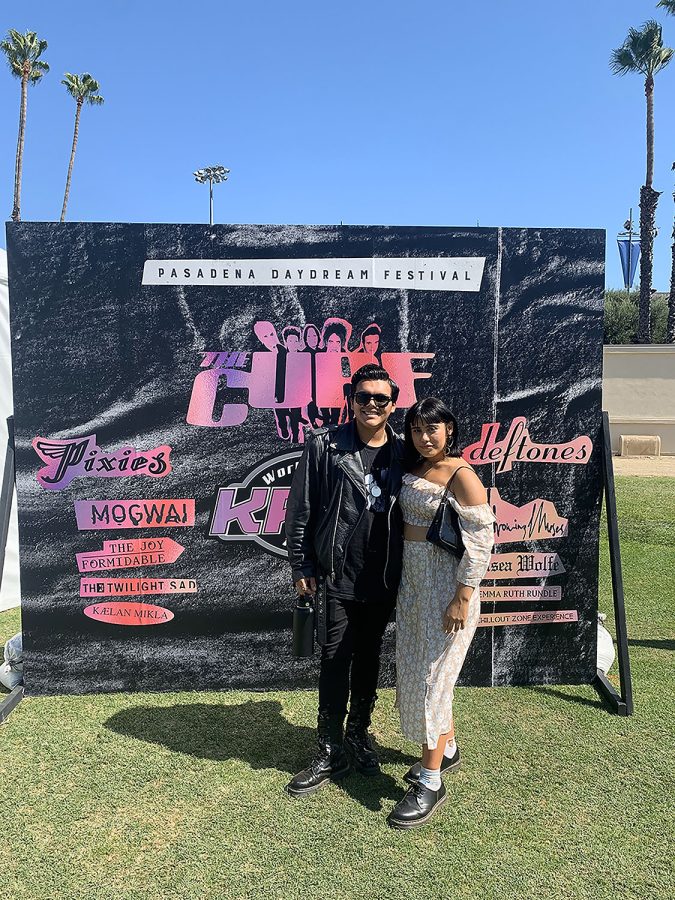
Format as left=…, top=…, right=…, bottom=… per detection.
left=353, top=391, right=393, bottom=409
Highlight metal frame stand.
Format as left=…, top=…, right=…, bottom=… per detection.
left=0, top=416, right=23, bottom=723
left=592, top=411, right=633, bottom=715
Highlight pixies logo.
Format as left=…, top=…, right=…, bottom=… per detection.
left=463, top=417, right=592, bottom=474
left=186, top=317, right=433, bottom=443
left=32, top=435, right=172, bottom=490
left=209, top=452, right=303, bottom=558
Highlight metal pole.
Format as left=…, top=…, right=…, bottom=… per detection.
left=627, top=207, right=633, bottom=304
left=209, top=177, right=214, bottom=226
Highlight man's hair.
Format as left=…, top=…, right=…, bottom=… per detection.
left=350, top=363, right=399, bottom=402
left=282, top=325, right=302, bottom=341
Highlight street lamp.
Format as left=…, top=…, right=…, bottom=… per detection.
left=194, top=165, right=230, bottom=226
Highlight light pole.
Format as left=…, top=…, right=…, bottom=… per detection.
left=194, top=165, right=230, bottom=225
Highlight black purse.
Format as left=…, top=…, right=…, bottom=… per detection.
left=425, top=467, right=470, bottom=559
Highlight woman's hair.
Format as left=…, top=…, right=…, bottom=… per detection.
left=302, top=323, right=320, bottom=344
left=403, top=397, right=461, bottom=469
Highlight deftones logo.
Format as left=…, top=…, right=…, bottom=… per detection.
left=210, top=452, right=303, bottom=558
left=464, top=418, right=592, bottom=474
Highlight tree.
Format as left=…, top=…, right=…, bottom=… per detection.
left=658, top=2, right=675, bottom=341
left=60, top=73, right=104, bottom=222
left=610, top=21, right=673, bottom=342
left=0, top=29, right=49, bottom=222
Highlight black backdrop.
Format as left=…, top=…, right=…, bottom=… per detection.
left=6, top=222, right=605, bottom=695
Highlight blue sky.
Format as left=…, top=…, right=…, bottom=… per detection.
left=2, top=0, right=675, bottom=289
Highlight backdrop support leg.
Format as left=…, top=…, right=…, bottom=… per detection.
left=0, top=416, right=22, bottom=722
left=0, top=416, right=16, bottom=592
left=0, top=685, right=23, bottom=723
left=592, top=411, right=633, bottom=716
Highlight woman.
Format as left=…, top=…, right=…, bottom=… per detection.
left=388, top=397, right=495, bottom=830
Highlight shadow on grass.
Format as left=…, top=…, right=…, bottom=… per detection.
left=104, top=699, right=416, bottom=812
left=628, top=638, right=675, bottom=651
left=526, top=685, right=605, bottom=711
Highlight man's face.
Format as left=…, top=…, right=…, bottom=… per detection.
left=351, top=378, right=396, bottom=429
left=286, top=334, right=300, bottom=352
left=254, top=322, right=279, bottom=350
left=364, top=334, right=380, bottom=356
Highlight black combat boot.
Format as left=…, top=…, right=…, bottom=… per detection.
left=285, top=712, right=351, bottom=797
left=344, top=696, right=380, bottom=776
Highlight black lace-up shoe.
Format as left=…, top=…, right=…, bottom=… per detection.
left=285, top=713, right=350, bottom=798
left=387, top=781, right=447, bottom=829
left=403, top=745, right=461, bottom=785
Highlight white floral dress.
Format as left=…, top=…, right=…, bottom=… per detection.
left=396, top=473, right=496, bottom=749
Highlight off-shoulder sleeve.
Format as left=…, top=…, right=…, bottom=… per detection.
left=448, top=497, right=495, bottom=589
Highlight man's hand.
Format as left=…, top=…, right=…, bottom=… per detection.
left=443, top=585, right=473, bottom=633
left=294, top=576, right=317, bottom=598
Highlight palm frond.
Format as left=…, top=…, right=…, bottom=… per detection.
left=0, top=28, right=48, bottom=80
left=610, top=46, right=639, bottom=75
left=657, top=0, right=675, bottom=15
left=62, top=72, right=104, bottom=105
left=610, top=20, right=673, bottom=77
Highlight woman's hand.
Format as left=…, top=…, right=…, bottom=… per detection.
left=443, top=584, right=474, bottom=633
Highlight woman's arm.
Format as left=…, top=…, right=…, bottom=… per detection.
left=443, top=466, right=495, bottom=632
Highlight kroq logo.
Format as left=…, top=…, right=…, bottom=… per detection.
left=209, top=452, right=302, bottom=558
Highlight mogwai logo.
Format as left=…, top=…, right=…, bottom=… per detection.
left=209, top=452, right=303, bottom=558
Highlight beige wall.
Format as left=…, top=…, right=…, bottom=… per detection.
left=603, top=345, right=675, bottom=455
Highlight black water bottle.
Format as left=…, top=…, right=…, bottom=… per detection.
left=292, top=594, right=315, bottom=657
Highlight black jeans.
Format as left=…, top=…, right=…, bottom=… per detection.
left=318, top=594, right=394, bottom=719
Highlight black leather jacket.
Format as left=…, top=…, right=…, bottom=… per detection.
left=286, top=420, right=405, bottom=592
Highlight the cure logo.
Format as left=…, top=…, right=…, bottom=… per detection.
left=209, top=452, right=303, bottom=558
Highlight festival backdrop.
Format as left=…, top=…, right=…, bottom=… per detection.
left=5, top=223, right=605, bottom=695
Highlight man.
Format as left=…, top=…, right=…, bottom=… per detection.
left=285, top=363, right=404, bottom=796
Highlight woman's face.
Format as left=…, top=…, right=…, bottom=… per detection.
left=326, top=333, right=342, bottom=352
left=410, top=418, right=450, bottom=460
left=305, top=329, right=319, bottom=349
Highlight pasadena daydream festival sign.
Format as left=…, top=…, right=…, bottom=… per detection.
left=6, top=223, right=604, bottom=695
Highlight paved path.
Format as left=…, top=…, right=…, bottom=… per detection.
left=613, top=456, right=675, bottom=477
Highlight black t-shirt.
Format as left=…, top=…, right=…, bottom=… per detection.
left=328, top=437, right=394, bottom=603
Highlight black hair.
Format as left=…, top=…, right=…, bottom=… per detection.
left=282, top=325, right=302, bottom=342
left=302, top=323, right=320, bottom=342
left=350, top=363, right=399, bottom=402
left=403, top=397, right=461, bottom=469
left=360, top=323, right=381, bottom=340
left=322, top=322, right=348, bottom=349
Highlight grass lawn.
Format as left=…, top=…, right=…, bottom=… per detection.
left=1, top=475, right=673, bottom=900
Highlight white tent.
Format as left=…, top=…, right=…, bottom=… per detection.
left=0, top=247, right=21, bottom=612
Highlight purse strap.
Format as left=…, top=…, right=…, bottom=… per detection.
left=440, top=465, right=473, bottom=503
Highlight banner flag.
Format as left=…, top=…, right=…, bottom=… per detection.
left=617, top=239, right=640, bottom=289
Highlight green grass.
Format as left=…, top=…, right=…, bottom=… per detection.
left=1, top=475, right=674, bottom=900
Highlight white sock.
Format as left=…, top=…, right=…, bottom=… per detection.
left=445, top=738, right=457, bottom=759
left=418, top=766, right=442, bottom=791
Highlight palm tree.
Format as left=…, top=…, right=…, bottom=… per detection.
left=610, top=21, right=673, bottom=342
left=0, top=29, right=49, bottom=222
left=60, top=73, right=104, bottom=222
left=658, top=2, right=675, bottom=341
